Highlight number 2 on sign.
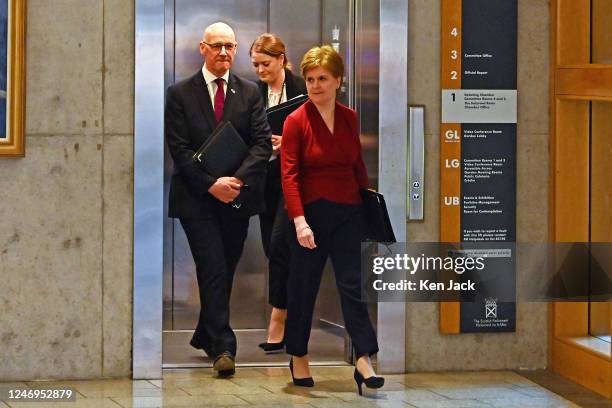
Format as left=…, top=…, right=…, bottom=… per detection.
left=451, top=71, right=457, bottom=80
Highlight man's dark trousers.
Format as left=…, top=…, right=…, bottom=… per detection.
left=180, top=202, right=249, bottom=357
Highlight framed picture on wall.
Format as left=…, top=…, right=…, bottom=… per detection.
left=0, top=0, right=25, bottom=157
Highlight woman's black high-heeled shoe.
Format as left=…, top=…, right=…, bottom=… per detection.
left=289, top=358, right=314, bottom=387
left=354, top=368, right=384, bottom=395
left=258, top=337, right=285, bottom=352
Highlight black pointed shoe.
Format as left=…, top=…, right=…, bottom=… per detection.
left=289, top=358, right=314, bottom=387
left=213, top=351, right=236, bottom=378
left=258, top=338, right=285, bottom=352
left=354, top=368, right=384, bottom=395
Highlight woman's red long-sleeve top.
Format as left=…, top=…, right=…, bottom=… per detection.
left=280, top=100, right=369, bottom=219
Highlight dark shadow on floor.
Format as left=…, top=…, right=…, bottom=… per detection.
left=517, top=369, right=611, bottom=407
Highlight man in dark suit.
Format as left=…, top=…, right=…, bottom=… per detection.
left=165, top=22, right=271, bottom=377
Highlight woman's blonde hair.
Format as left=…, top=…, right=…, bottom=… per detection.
left=300, top=45, right=344, bottom=85
left=249, top=33, right=291, bottom=70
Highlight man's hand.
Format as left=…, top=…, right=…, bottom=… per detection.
left=271, top=135, right=282, bottom=156
left=208, top=177, right=242, bottom=203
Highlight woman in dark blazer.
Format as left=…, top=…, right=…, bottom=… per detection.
left=281, top=45, right=384, bottom=394
left=249, top=33, right=306, bottom=352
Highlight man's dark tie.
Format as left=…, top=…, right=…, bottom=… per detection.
left=214, top=77, right=225, bottom=123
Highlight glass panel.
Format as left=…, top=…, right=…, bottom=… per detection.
left=589, top=101, right=612, bottom=343
left=591, top=0, right=612, bottom=64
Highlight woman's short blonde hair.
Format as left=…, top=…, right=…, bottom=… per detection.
left=300, top=45, right=344, bottom=85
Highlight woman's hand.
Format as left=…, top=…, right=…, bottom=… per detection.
left=294, top=216, right=316, bottom=249
left=271, top=135, right=282, bottom=156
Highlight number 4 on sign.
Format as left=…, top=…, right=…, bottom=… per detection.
left=451, top=27, right=458, bottom=36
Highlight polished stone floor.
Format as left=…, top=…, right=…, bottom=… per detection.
left=1, top=367, right=610, bottom=407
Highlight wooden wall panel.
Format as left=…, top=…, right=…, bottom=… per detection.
left=591, top=0, right=612, bottom=64
left=553, top=99, right=589, bottom=242
left=590, top=302, right=610, bottom=337
left=556, top=0, right=590, bottom=65
left=554, top=302, right=588, bottom=338
left=590, top=101, right=612, bottom=243
left=589, top=101, right=612, bottom=344
left=556, top=67, right=612, bottom=98
left=552, top=338, right=611, bottom=398
left=439, top=0, right=462, bottom=334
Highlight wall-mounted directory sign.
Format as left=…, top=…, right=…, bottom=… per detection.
left=440, top=0, right=517, bottom=333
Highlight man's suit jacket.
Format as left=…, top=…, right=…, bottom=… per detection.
left=165, top=70, right=272, bottom=218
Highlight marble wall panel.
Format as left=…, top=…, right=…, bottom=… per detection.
left=0, top=136, right=103, bottom=380
left=0, top=0, right=135, bottom=381
left=103, top=0, right=135, bottom=135
left=518, top=0, right=550, bottom=135
left=517, top=133, right=549, bottom=242
left=102, top=135, right=134, bottom=377
left=26, top=0, right=104, bottom=136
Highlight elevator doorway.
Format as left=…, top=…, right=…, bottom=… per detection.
left=161, top=0, right=381, bottom=368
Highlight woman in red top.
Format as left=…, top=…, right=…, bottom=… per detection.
left=281, top=45, right=384, bottom=394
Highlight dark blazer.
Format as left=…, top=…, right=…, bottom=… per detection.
left=166, top=70, right=272, bottom=218
left=256, top=68, right=306, bottom=109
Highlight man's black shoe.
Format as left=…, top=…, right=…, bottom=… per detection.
left=213, top=351, right=235, bottom=377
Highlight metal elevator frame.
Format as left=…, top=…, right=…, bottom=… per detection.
left=133, top=0, right=408, bottom=379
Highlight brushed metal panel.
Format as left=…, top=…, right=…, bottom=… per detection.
left=322, top=0, right=351, bottom=105
left=171, top=220, right=199, bottom=329
left=134, top=0, right=165, bottom=379
left=408, top=106, right=424, bottom=220
left=162, top=0, right=175, bottom=332
left=355, top=0, right=380, bottom=367
left=377, top=0, right=407, bottom=374
left=269, top=0, right=321, bottom=76
left=355, top=0, right=380, bottom=188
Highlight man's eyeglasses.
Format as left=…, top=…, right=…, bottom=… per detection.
left=202, top=41, right=237, bottom=52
